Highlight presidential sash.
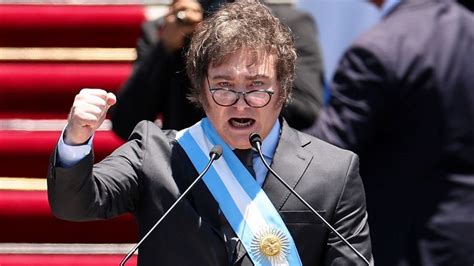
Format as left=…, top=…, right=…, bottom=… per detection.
left=176, top=118, right=302, bottom=266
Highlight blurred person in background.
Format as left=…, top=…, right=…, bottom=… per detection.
left=306, top=0, right=474, bottom=265
left=111, top=0, right=325, bottom=139
left=457, top=0, right=473, bottom=11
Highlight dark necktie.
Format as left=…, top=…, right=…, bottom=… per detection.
left=233, top=149, right=256, bottom=178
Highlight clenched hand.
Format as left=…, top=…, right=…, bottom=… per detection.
left=64, top=88, right=116, bottom=145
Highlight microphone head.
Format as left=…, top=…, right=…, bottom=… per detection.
left=210, top=145, right=223, bottom=160
left=249, top=133, right=262, bottom=149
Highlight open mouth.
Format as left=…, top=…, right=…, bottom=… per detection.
left=229, top=118, right=255, bottom=128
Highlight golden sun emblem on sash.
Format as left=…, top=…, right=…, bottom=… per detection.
left=250, top=227, right=290, bottom=264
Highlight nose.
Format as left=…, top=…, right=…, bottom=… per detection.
left=234, top=93, right=248, bottom=111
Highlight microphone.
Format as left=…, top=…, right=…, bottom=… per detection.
left=120, top=145, right=223, bottom=266
left=249, top=133, right=370, bottom=265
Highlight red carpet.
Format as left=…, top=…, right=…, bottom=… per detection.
left=0, top=5, right=145, bottom=48
left=0, top=190, right=137, bottom=243
left=0, top=254, right=137, bottom=266
left=0, top=63, right=131, bottom=116
left=0, top=3, right=149, bottom=264
left=0, top=130, right=124, bottom=177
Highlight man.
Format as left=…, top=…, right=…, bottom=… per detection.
left=110, top=0, right=325, bottom=139
left=306, top=0, right=474, bottom=265
left=48, top=1, right=372, bottom=265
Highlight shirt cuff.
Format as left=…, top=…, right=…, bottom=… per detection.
left=57, top=128, right=93, bottom=168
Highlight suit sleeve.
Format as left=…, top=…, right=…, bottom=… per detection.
left=308, top=46, right=392, bottom=154
left=324, top=153, right=374, bottom=265
left=110, top=21, right=181, bottom=140
left=274, top=7, right=324, bottom=130
left=47, top=122, right=149, bottom=221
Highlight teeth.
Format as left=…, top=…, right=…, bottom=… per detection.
left=231, top=118, right=252, bottom=127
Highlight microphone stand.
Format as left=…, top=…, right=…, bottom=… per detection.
left=250, top=134, right=370, bottom=265
left=119, top=145, right=223, bottom=266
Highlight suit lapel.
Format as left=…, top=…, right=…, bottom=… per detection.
left=175, top=144, right=225, bottom=241
left=262, top=121, right=313, bottom=210
left=234, top=121, right=313, bottom=262
left=191, top=178, right=222, bottom=230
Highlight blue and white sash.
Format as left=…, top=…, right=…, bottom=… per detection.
left=176, top=118, right=302, bottom=266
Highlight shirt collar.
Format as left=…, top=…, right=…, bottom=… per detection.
left=380, top=0, right=401, bottom=18
left=259, top=119, right=281, bottom=159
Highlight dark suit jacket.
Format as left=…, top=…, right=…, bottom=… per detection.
left=48, top=120, right=372, bottom=265
left=307, top=0, right=474, bottom=265
left=110, top=2, right=325, bottom=139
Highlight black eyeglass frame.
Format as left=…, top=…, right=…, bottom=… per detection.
left=206, top=76, right=274, bottom=108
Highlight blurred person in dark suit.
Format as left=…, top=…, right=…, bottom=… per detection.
left=306, top=0, right=474, bottom=265
left=111, top=0, right=325, bottom=139
left=458, top=0, right=473, bottom=11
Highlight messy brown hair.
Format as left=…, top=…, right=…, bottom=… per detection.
left=186, top=0, right=297, bottom=108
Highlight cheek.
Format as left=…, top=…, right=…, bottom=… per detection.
left=257, top=105, right=281, bottom=124
left=205, top=103, right=228, bottom=125
left=201, top=91, right=212, bottom=109
left=202, top=90, right=218, bottom=115
left=269, top=96, right=284, bottom=113
left=201, top=100, right=210, bottom=114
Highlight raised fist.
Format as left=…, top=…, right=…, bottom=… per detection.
left=64, top=88, right=116, bottom=145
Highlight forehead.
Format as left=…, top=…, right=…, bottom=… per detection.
left=208, top=49, right=276, bottom=78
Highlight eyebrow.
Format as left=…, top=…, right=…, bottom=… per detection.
left=210, top=74, right=270, bottom=80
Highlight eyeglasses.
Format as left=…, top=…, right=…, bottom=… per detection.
left=206, top=77, right=274, bottom=108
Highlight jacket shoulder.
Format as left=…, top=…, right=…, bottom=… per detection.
left=129, top=120, right=177, bottom=141
left=296, top=129, right=357, bottom=160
